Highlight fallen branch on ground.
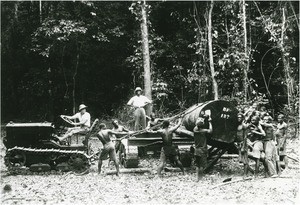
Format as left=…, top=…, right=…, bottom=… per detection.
left=2, top=198, right=25, bottom=202
left=211, top=177, right=253, bottom=189
left=287, top=155, right=299, bottom=162
left=277, top=175, right=295, bottom=178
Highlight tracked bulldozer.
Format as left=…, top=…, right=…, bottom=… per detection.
left=3, top=119, right=99, bottom=175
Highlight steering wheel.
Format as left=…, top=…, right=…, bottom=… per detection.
left=60, top=115, right=75, bottom=125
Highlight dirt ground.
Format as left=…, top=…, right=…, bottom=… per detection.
left=0, top=136, right=299, bottom=205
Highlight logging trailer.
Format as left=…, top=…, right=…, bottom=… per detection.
left=119, top=100, right=240, bottom=172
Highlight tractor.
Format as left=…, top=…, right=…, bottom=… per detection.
left=3, top=118, right=99, bottom=174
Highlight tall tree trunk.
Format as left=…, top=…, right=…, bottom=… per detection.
left=73, top=43, right=81, bottom=114
left=14, top=2, right=19, bottom=21
left=207, top=0, right=218, bottom=100
left=47, top=67, right=54, bottom=121
left=140, top=0, right=152, bottom=114
left=39, top=0, right=42, bottom=23
left=242, top=0, right=248, bottom=102
left=280, top=6, right=293, bottom=111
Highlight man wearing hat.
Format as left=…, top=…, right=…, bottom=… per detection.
left=127, top=87, right=152, bottom=130
left=57, top=104, right=91, bottom=142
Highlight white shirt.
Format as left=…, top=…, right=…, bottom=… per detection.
left=74, top=112, right=91, bottom=127
left=127, top=95, right=151, bottom=108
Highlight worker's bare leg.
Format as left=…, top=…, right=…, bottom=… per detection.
left=98, top=159, right=103, bottom=174
left=238, top=149, right=242, bottom=163
left=114, top=160, right=120, bottom=176
left=276, top=160, right=282, bottom=175
left=243, top=163, right=249, bottom=178
left=254, top=158, right=259, bottom=177
left=157, top=150, right=166, bottom=177
left=262, top=159, right=269, bottom=177
left=283, top=156, right=288, bottom=168
left=197, top=167, right=204, bottom=182
left=157, top=160, right=166, bottom=177
left=243, top=152, right=249, bottom=178
left=174, top=156, right=185, bottom=175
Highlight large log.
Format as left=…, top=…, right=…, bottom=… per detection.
left=182, top=100, right=239, bottom=144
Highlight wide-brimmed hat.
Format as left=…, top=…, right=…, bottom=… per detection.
left=79, top=104, right=87, bottom=111
left=135, top=87, right=142, bottom=93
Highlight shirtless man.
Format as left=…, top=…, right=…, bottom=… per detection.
left=244, top=102, right=259, bottom=123
left=97, top=123, right=133, bottom=176
left=146, top=113, right=164, bottom=130
left=261, top=116, right=278, bottom=177
left=247, top=115, right=266, bottom=177
left=235, top=113, right=249, bottom=177
left=259, top=106, right=268, bottom=119
left=193, top=113, right=212, bottom=181
left=275, top=114, right=288, bottom=167
left=112, top=120, right=129, bottom=154
left=151, top=118, right=185, bottom=176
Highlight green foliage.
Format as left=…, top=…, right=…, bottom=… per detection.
left=32, top=19, right=88, bottom=57
left=1, top=1, right=298, bottom=122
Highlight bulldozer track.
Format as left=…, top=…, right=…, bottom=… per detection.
left=4, top=147, right=90, bottom=176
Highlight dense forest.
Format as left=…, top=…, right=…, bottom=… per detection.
left=1, top=1, right=299, bottom=123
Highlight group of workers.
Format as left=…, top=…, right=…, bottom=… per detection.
left=236, top=103, right=288, bottom=178
left=56, top=87, right=288, bottom=181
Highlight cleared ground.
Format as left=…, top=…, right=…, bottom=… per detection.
left=1, top=136, right=299, bottom=205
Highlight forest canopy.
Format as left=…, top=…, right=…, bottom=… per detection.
left=1, top=1, right=299, bottom=122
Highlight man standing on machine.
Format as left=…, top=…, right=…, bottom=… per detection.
left=127, top=87, right=152, bottom=130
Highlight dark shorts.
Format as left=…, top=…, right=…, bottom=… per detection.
left=99, top=142, right=117, bottom=161
left=115, top=140, right=122, bottom=153
left=160, top=146, right=178, bottom=162
left=277, top=138, right=287, bottom=155
left=194, top=147, right=207, bottom=168
left=236, top=141, right=248, bottom=164
left=195, top=155, right=207, bottom=169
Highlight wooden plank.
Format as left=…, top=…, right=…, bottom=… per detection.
left=220, top=154, right=239, bottom=159
left=105, top=168, right=152, bottom=175
left=208, top=147, right=221, bottom=159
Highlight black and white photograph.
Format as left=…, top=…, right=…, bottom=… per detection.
left=0, top=0, right=299, bottom=204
